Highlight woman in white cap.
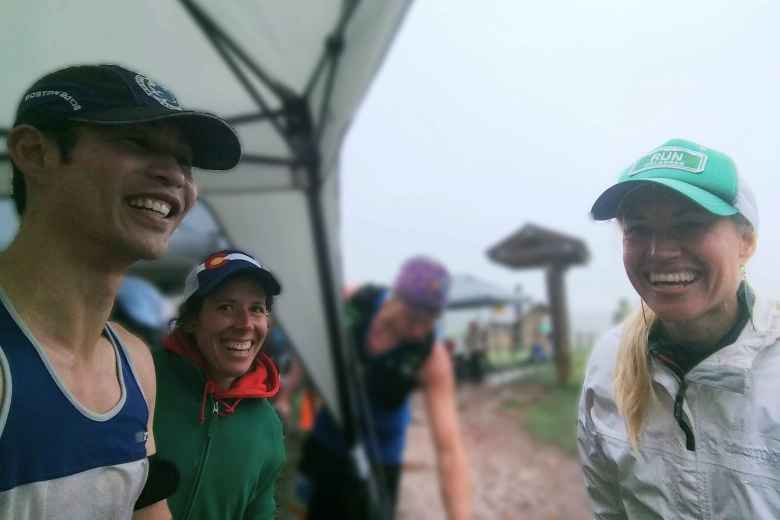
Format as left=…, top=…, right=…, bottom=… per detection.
left=152, top=249, right=284, bottom=519
left=577, top=139, right=780, bottom=518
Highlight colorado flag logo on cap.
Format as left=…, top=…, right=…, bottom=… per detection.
left=204, top=252, right=229, bottom=270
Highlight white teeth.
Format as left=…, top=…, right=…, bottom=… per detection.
left=225, top=341, right=252, bottom=351
left=649, top=271, right=696, bottom=284
left=128, top=197, right=172, bottom=217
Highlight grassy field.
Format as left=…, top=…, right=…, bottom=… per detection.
left=519, top=347, right=591, bottom=456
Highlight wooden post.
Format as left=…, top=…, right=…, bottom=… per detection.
left=546, top=264, right=571, bottom=385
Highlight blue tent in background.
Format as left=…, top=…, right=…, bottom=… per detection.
left=447, top=274, right=520, bottom=310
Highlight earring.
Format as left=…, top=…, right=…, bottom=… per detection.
left=740, top=264, right=755, bottom=324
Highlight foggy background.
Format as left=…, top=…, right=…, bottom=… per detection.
left=342, top=0, right=780, bottom=338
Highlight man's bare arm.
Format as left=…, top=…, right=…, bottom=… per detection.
left=421, top=343, right=472, bottom=520
left=113, top=323, right=173, bottom=520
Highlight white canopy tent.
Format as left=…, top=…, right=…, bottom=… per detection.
left=1, top=1, right=413, bottom=512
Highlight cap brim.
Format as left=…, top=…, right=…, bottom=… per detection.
left=590, top=178, right=738, bottom=220
left=70, top=106, right=241, bottom=171
left=198, top=265, right=282, bottom=299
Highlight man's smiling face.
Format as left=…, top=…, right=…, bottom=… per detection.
left=45, top=122, right=197, bottom=261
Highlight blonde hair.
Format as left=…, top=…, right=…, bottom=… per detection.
left=614, top=304, right=657, bottom=448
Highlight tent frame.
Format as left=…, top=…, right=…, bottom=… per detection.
left=0, top=0, right=393, bottom=515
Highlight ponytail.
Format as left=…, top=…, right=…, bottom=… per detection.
left=614, top=304, right=657, bottom=448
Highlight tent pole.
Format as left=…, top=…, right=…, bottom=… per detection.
left=179, top=11, right=290, bottom=146
left=178, top=0, right=293, bottom=101
left=303, top=160, right=388, bottom=519
left=225, top=109, right=287, bottom=125
left=178, top=1, right=388, bottom=514
left=303, top=0, right=359, bottom=98
left=313, top=35, right=344, bottom=146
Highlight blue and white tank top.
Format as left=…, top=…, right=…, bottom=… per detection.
left=0, top=290, right=149, bottom=520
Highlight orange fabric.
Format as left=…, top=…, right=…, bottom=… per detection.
left=163, top=330, right=281, bottom=423
left=298, top=389, right=316, bottom=431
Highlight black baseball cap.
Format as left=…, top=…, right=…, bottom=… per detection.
left=14, top=64, right=241, bottom=171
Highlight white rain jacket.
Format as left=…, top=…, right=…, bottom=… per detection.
left=577, top=295, right=780, bottom=519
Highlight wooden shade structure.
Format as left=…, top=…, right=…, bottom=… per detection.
left=487, top=223, right=589, bottom=384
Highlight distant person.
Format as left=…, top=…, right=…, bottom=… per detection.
left=0, top=63, right=240, bottom=519
left=113, top=275, right=170, bottom=350
left=264, top=322, right=293, bottom=374
left=577, top=139, right=776, bottom=518
left=464, top=321, right=487, bottom=383
left=264, top=323, right=313, bottom=429
left=295, top=256, right=472, bottom=520
left=153, top=250, right=285, bottom=519
left=526, top=342, right=547, bottom=364
left=443, top=337, right=456, bottom=357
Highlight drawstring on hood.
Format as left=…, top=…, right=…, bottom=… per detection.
left=164, top=330, right=281, bottom=423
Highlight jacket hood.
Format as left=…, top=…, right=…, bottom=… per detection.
left=163, top=330, right=281, bottom=422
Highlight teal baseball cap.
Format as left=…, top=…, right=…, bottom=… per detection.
left=590, top=138, right=759, bottom=230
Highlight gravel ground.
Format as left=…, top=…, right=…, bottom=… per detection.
left=397, top=382, right=591, bottom=520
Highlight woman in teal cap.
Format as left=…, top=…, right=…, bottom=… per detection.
left=577, top=139, right=780, bottom=519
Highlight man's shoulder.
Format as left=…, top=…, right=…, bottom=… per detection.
left=348, top=284, right=387, bottom=304
left=108, top=322, right=156, bottom=398
left=345, top=284, right=386, bottom=327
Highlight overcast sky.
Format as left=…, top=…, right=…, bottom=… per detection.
left=340, top=0, right=780, bottom=336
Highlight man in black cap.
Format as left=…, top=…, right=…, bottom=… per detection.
left=0, top=64, right=241, bottom=519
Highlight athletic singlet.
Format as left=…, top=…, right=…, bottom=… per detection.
left=313, top=287, right=432, bottom=465
left=0, top=290, right=149, bottom=520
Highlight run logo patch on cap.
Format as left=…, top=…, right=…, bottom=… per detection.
left=628, top=146, right=708, bottom=176
left=590, top=138, right=759, bottom=230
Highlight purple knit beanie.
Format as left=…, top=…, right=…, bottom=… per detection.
left=392, top=256, right=451, bottom=313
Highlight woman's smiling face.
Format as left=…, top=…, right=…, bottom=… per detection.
left=193, top=273, right=270, bottom=389
left=619, top=186, right=755, bottom=331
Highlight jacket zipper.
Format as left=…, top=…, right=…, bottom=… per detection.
left=182, top=398, right=218, bottom=520
left=662, top=361, right=696, bottom=451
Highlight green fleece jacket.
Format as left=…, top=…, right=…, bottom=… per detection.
left=153, top=345, right=285, bottom=520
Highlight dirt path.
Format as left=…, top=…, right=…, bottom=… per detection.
left=397, top=382, right=591, bottom=520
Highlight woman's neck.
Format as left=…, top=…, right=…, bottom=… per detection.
left=659, top=296, right=741, bottom=347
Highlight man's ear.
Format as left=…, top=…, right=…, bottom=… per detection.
left=7, top=125, right=60, bottom=179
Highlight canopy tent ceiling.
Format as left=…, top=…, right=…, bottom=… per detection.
left=1, top=2, right=413, bottom=507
